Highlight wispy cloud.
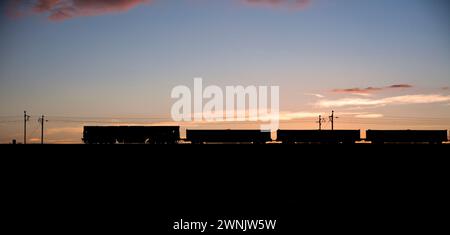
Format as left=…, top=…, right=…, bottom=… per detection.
left=242, top=0, right=311, bottom=9
left=388, top=84, right=413, bottom=89
left=354, top=114, right=384, bottom=119
left=317, top=94, right=450, bottom=108
left=332, top=87, right=382, bottom=95
left=332, top=84, right=413, bottom=95
left=278, top=111, right=321, bottom=120
left=8, top=0, right=152, bottom=21
left=305, top=93, right=324, bottom=98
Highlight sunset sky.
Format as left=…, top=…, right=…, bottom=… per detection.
left=1, top=0, right=449, bottom=143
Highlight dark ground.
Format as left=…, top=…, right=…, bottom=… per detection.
left=2, top=144, right=447, bottom=234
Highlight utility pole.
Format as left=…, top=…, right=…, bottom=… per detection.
left=330, top=111, right=334, bottom=130
left=319, top=115, right=322, bottom=130
left=329, top=110, right=338, bottom=130
left=38, top=115, right=48, bottom=144
left=23, top=111, right=30, bottom=144
left=317, top=115, right=325, bottom=130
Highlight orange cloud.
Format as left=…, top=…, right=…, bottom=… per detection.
left=9, top=0, right=152, bottom=21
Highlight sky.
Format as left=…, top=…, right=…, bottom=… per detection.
left=0, top=0, right=449, bottom=143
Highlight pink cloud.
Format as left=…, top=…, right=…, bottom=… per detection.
left=332, top=87, right=383, bottom=95
left=33, top=0, right=60, bottom=13
left=6, top=0, right=313, bottom=21
left=332, top=84, right=413, bottom=95
left=388, top=84, right=413, bottom=89
left=9, top=0, right=152, bottom=21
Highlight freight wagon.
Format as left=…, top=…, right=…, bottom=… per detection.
left=83, top=126, right=180, bottom=144
left=186, top=129, right=272, bottom=144
left=277, top=130, right=361, bottom=144
left=365, top=130, right=448, bottom=144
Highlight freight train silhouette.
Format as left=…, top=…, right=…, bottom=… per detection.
left=83, top=126, right=448, bottom=144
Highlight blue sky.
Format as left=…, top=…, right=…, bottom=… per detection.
left=0, top=0, right=449, bottom=143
